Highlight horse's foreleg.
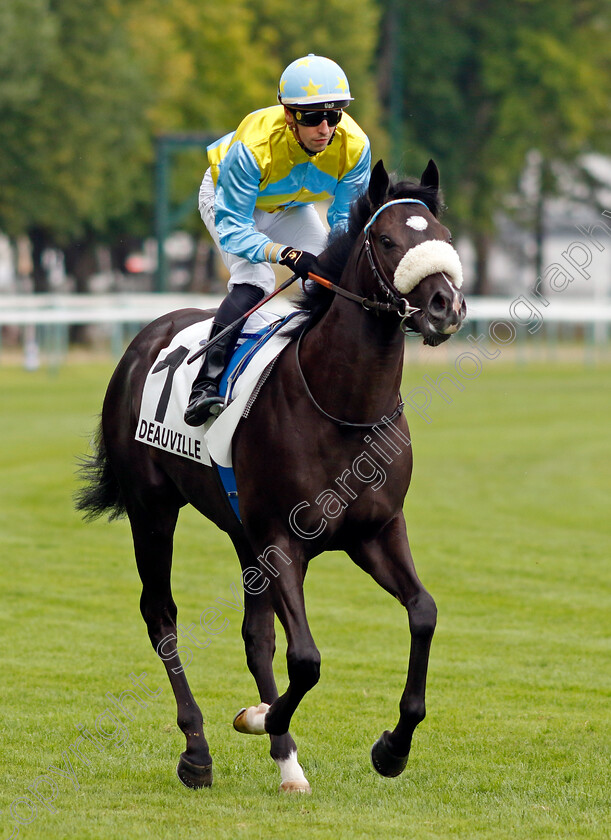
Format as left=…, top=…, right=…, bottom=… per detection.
left=348, top=515, right=437, bottom=777
left=232, top=539, right=310, bottom=792
left=128, top=502, right=212, bottom=789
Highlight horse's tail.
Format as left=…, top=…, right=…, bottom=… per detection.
left=74, top=420, right=126, bottom=521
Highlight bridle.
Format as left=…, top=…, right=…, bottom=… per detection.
left=363, top=198, right=431, bottom=329
left=308, top=197, right=431, bottom=334
left=295, top=198, right=432, bottom=429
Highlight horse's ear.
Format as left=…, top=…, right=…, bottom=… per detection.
left=368, top=159, right=390, bottom=208
left=420, top=159, right=439, bottom=191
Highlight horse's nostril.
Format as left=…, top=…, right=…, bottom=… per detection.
left=429, top=291, right=449, bottom=317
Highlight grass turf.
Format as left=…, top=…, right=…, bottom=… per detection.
left=0, top=358, right=609, bottom=839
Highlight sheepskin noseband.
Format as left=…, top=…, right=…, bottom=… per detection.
left=394, top=240, right=463, bottom=294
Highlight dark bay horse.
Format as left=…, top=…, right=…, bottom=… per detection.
left=76, top=160, right=466, bottom=793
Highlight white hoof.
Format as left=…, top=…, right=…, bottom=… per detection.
left=279, top=779, right=311, bottom=794
left=233, top=702, right=269, bottom=735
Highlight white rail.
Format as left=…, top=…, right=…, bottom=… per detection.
left=1, top=293, right=611, bottom=327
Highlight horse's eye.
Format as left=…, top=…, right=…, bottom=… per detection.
left=379, top=235, right=394, bottom=250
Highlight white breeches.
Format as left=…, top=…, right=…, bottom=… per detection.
left=198, top=168, right=328, bottom=295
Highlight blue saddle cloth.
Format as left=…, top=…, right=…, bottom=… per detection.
left=213, top=311, right=300, bottom=521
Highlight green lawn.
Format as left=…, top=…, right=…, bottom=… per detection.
left=0, top=358, right=609, bottom=840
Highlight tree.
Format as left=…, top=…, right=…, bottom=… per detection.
left=244, top=0, right=383, bottom=145
left=0, top=0, right=153, bottom=288
left=122, top=0, right=280, bottom=242
left=380, top=0, right=611, bottom=292
left=0, top=0, right=57, bottom=235
left=124, top=0, right=383, bottom=237
left=1, top=0, right=383, bottom=291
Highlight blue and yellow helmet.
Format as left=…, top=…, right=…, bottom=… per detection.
left=278, top=54, right=353, bottom=110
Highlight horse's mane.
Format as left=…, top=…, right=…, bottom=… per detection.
left=286, top=175, right=443, bottom=338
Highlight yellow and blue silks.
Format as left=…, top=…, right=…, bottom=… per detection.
left=206, top=105, right=370, bottom=264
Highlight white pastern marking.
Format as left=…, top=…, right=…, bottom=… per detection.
left=406, top=216, right=428, bottom=231
left=276, top=750, right=309, bottom=787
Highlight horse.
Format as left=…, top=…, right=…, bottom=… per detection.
left=76, top=159, right=466, bottom=794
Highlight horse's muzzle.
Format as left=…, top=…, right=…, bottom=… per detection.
left=424, top=281, right=466, bottom=339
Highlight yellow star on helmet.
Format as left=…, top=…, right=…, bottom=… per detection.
left=296, top=57, right=313, bottom=68
left=279, top=79, right=287, bottom=95
left=335, top=76, right=348, bottom=93
left=301, top=78, right=323, bottom=98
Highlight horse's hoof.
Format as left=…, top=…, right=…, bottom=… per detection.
left=370, top=731, right=409, bottom=778
left=233, top=702, right=269, bottom=735
left=279, top=780, right=311, bottom=794
left=176, top=753, right=213, bottom=789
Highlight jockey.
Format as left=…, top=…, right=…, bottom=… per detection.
left=184, top=54, right=371, bottom=426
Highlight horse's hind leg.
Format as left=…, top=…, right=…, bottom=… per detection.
left=231, top=540, right=310, bottom=793
left=127, top=499, right=213, bottom=789
left=348, top=514, right=437, bottom=777
left=236, top=540, right=321, bottom=743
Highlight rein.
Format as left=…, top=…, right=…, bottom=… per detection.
left=294, top=198, right=431, bottom=430
left=295, top=330, right=405, bottom=429
left=307, top=271, right=414, bottom=318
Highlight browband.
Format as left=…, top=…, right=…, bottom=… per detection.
left=363, top=199, right=430, bottom=236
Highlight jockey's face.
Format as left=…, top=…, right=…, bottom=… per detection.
left=284, top=107, right=335, bottom=154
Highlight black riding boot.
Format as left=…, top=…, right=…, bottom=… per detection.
left=184, top=284, right=264, bottom=426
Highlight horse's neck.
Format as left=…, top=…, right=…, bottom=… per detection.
left=300, top=253, right=404, bottom=422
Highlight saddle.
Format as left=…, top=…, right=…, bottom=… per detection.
left=136, top=310, right=302, bottom=519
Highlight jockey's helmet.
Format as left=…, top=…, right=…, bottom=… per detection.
left=278, top=54, right=353, bottom=110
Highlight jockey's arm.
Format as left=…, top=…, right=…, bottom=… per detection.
left=327, top=140, right=371, bottom=232
left=213, top=142, right=278, bottom=264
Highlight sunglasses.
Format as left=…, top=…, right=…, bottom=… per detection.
left=292, top=109, right=343, bottom=127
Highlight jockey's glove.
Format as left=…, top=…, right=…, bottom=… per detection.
left=278, top=247, right=321, bottom=281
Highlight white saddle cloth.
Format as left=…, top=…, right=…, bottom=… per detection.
left=136, top=310, right=301, bottom=468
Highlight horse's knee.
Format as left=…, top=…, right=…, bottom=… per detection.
left=407, top=590, right=437, bottom=639
left=287, top=648, right=321, bottom=692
